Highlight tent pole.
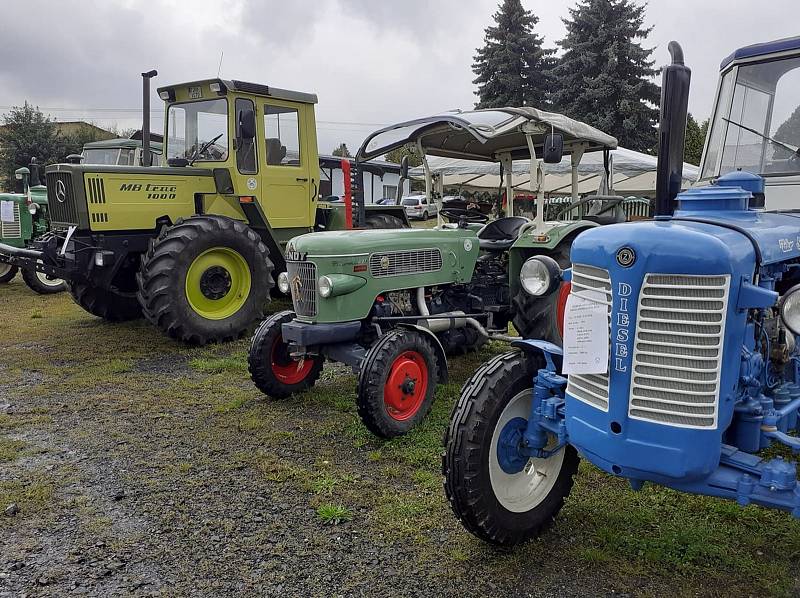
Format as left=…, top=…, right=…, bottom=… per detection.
left=525, top=135, right=544, bottom=228
left=500, top=152, right=513, bottom=217
left=571, top=144, right=586, bottom=205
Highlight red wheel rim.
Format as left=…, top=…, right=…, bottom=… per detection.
left=383, top=350, right=429, bottom=421
left=556, top=281, right=572, bottom=338
left=270, top=335, right=314, bottom=384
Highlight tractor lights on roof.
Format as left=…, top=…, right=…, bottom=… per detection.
left=277, top=272, right=290, bottom=295
left=520, top=255, right=562, bottom=297
left=780, top=284, right=800, bottom=336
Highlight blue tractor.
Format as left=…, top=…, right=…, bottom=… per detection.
left=444, top=38, right=800, bottom=545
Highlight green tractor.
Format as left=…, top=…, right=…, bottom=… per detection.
left=0, top=74, right=408, bottom=344
left=248, top=107, right=630, bottom=437
left=0, top=164, right=66, bottom=294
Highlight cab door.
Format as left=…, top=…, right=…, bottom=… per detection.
left=259, top=100, right=315, bottom=229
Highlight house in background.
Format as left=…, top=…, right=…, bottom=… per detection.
left=318, top=155, right=410, bottom=203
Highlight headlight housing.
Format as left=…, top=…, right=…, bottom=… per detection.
left=28, top=202, right=38, bottom=215
left=520, top=255, right=562, bottom=296
left=780, top=283, right=800, bottom=336
left=318, top=275, right=333, bottom=298
left=277, top=272, right=290, bottom=294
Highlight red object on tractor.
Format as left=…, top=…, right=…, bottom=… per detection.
left=341, top=159, right=353, bottom=229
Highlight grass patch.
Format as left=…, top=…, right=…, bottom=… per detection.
left=0, top=438, right=25, bottom=462
left=317, top=503, right=352, bottom=525
left=0, top=480, right=54, bottom=516
left=190, top=354, right=248, bottom=374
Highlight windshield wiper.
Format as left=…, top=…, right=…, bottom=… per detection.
left=722, top=117, right=799, bottom=155
left=189, top=133, right=224, bottom=166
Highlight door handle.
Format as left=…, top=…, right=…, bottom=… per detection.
left=296, top=177, right=309, bottom=182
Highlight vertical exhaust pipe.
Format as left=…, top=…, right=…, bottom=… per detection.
left=141, top=70, right=158, bottom=167
left=654, top=41, right=691, bottom=217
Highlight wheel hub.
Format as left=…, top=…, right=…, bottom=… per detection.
left=497, top=417, right=530, bottom=474
left=400, top=376, right=416, bottom=395
left=383, top=350, right=429, bottom=421
left=199, top=266, right=232, bottom=300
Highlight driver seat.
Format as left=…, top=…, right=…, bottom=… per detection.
left=582, top=195, right=627, bottom=225
left=477, top=216, right=531, bottom=251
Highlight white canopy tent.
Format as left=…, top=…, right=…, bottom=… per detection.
left=409, top=147, right=700, bottom=197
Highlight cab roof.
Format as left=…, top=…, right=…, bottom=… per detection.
left=357, top=107, right=617, bottom=162
left=158, top=78, right=318, bottom=104
left=720, top=36, right=800, bottom=70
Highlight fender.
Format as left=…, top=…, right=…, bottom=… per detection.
left=396, top=323, right=448, bottom=384
left=511, top=220, right=598, bottom=253
left=511, top=338, right=563, bottom=373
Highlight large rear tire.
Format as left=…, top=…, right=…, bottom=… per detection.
left=249, top=310, right=324, bottom=399
left=512, top=242, right=571, bottom=344
left=357, top=329, right=439, bottom=438
left=69, top=279, right=142, bottom=322
left=137, top=215, right=274, bottom=345
left=0, top=263, right=18, bottom=283
left=22, top=265, right=66, bottom=295
left=444, top=350, right=579, bottom=546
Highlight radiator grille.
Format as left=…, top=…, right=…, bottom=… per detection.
left=0, top=202, right=21, bottom=238
left=286, top=261, right=317, bottom=317
left=566, top=263, right=612, bottom=411
left=369, top=248, right=442, bottom=277
left=87, top=177, right=106, bottom=204
left=46, top=172, right=79, bottom=225
left=628, top=273, right=729, bottom=429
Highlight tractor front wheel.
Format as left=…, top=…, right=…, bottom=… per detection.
left=22, top=264, right=66, bottom=295
left=444, top=350, right=579, bottom=546
left=0, top=263, right=18, bottom=283
left=137, top=215, right=274, bottom=345
left=249, top=310, right=324, bottom=398
left=69, top=279, right=142, bottom=322
left=357, top=329, right=439, bottom=438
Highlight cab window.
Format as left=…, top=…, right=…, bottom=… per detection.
left=236, top=98, right=257, bottom=174
left=264, top=105, right=301, bottom=166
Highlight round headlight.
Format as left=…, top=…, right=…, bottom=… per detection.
left=277, top=272, right=290, bottom=294
left=28, top=203, right=38, bottom=215
left=318, top=275, right=333, bottom=298
left=520, top=255, right=562, bottom=296
left=780, top=284, right=800, bottom=336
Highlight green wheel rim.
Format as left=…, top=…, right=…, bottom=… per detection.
left=185, top=247, right=251, bottom=320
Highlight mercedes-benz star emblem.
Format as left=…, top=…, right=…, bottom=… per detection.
left=616, top=246, right=636, bottom=268
left=55, top=180, right=67, bottom=203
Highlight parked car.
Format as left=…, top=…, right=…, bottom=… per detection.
left=375, top=198, right=396, bottom=205
left=401, top=195, right=437, bottom=219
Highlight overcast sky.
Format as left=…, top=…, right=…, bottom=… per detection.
left=0, top=0, right=797, bottom=154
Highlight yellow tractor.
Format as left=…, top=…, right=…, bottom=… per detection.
left=0, top=75, right=408, bottom=344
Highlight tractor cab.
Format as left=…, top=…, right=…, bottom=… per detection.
left=699, top=35, right=800, bottom=209
left=357, top=107, right=619, bottom=237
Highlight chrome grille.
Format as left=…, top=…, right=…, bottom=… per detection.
left=566, top=264, right=612, bottom=411
left=0, top=202, right=21, bottom=238
left=369, top=248, right=442, bottom=277
left=628, top=273, right=729, bottom=429
left=286, top=261, right=317, bottom=317
left=45, top=171, right=79, bottom=225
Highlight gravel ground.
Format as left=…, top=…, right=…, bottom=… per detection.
left=1, top=279, right=798, bottom=597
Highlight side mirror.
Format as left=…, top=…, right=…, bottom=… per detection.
left=239, top=108, right=256, bottom=140
left=543, top=133, right=564, bottom=164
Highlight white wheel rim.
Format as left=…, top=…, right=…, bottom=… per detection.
left=0, top=263, right=11, bottom=277
left=35, top=270, right=64, bottom=287
left=489, top=389, right=566, bottom=513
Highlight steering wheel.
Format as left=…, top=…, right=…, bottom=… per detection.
left=554, top=195, right=626, bottom=220
left=440, top=207, right=489, bottom=224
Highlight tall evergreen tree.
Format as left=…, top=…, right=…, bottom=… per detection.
left=684, top=114, right=709, bottom=166
left=551, top=0, right=660, bottom=152
left=472, top=0, right=556, bottom=109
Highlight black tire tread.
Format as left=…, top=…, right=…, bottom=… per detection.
left=68, top=280, right=142, bottom=322
left=0, top=264, right=18, bottom=284
left=443, top=350, right=579, bottom=546
left=21, top=268, right=66, bottom=295
left=248, top=310, right=323, bottom=399
left=357, top=328, right=439, bottom=438
left=137, top=215, right=274, bottom=345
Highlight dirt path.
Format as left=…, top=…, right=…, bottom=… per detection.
left=1, top=280, right=798, bottom=597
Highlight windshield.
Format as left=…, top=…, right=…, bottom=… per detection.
left=83, top=148, right=135, bottom=166
left=402, top=198, right=421, bottom=206
left=167, top=98, right=229, bottom=162
left=702, top=55, right=800, bottom=178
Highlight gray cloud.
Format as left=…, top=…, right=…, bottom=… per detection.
left=0, top=0, right=797, bottom=155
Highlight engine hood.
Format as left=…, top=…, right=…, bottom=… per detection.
left=287, top=227, right=478, bottom=258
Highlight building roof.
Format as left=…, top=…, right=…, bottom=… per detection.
left=720, top=36, right=800, bottom=70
